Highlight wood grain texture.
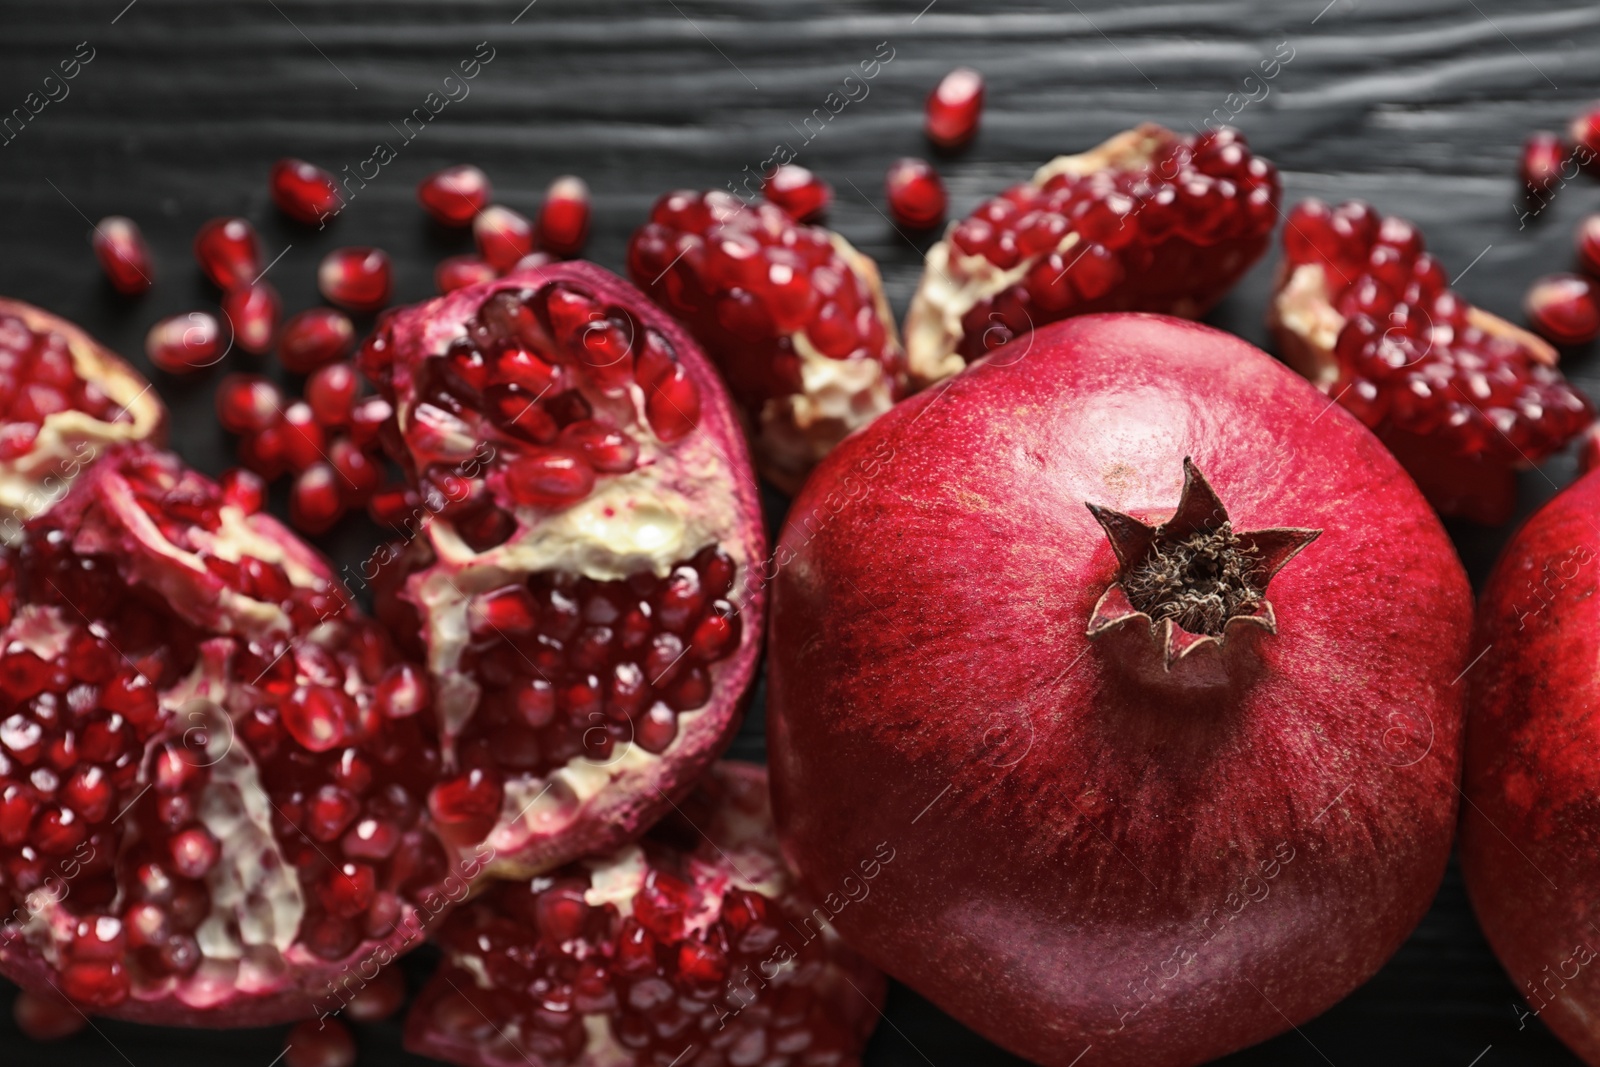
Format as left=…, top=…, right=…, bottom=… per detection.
left=0, top=0, right=1596, bottom=1063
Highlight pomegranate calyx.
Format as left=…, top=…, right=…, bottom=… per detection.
left=1086, top=458, right=1319, bottom=670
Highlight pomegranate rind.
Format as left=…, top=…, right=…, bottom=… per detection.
left=768, top=315, right=1470, bottom=1067
left=372, top=262, right=767, bottom=879
left=402, top=762, right=886, bottom=1067
left=0, top=299, right=166, bottom=544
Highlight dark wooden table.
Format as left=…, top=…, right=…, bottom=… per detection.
left=0, top=1, right=1596, bottom=1063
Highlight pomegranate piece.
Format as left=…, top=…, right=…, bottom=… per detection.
left=0, top=444, right=470, bottom=1025
left=13, top=988, right=86, bottom=1040
left=270, top=158, right=344, bottom=225
left=1579, top=214, right=1600, bottom=277
left=436, top=254, right=498, bottom=295
left=318, top=247, right=393, bottom=313
left=360, top=261, right=766, bottom=877
left=284, top=1017, right=356, bottom=1067
left=884, top=157, right=946, bottom=229
left=279, top=308, right=357, bottom=373
left=904, top=123, right=1280, bottom=385
left=194, top=216, right=263, bottom=289
left=1520, top=131, right=1569, bottom=197
left=145, top=312, right=223, bottom=374
left=768, top=315, right=1471, bottom=1067
left=1525, top=272, right=1600, bottom=345
left=405, top=763, right=883, bottom=1067
left=761, top=163, right=831, bottom=222
left=92, top=216, right=154, bottom=296
left=627, top=191, right=907, bottom=491
left=537, top=176, right=591, bottom=259
left=473, top=206, right=537, bottom=273
left=926, top=66, right=984, bottom=149
left=221, top=281, right=282, bottom=356
left=418, top=164, right=492, bottom=227
left=0, top=300, right=166, bottom=542
left=1269, top=198, right=1593, bottom=524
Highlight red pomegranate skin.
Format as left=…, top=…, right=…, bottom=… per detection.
left=767, top=314, right=1471, bottom=1067
left=1462, top=468, right=1600, bottom=1066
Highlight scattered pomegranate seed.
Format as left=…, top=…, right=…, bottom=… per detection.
left=270, top=158, right=343, bottom=225
left=145, top=312, right=223, bottom=374
left=762, top=164, right=832, bottom=222
left=512, top=250, right=556, bottom=273
left=885, top=157, right=947, bottom=229
left=537, top=176, right=591, bottom=258
left=418, top=164, right=492, bottom=227
left=1570, top=105, right=1600, bottom=164
left=306, top=362, right=360, bottom=427
left=473, top=205, right=536, bottom=272
left=279, top=308, right=356, bottom=373
left=1521, top=132, right=1569, bottom=198
left=434, top=255, right=497, bottom=294
left=12, top=988, right=86, bottom=1041
left=926, top=67, right=984, bottom=149
left=92, top=216, right=153, bottom=295
left=1577, top=215, right=1600, bottom=277
left=194, top=216, right=263, bottom=289
left=216, top=374, right=286, bottom=433
left=1526, top=273, right=1600, bottom=346
left=291, top=463, right=344, bottom=534
left=220, top=281, right=281, bottom=356
left=218, top=467, right=267, bottom=513
left=284, top=1017, right=356, bottom=1067
left=318, top=247, right=392, bottom=313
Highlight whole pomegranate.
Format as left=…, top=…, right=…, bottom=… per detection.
left=0, top=445, right=469, bottom=1025
left=404, top=762, right=884, bottom=1067
left=360, top=262, right=766, bottom=880
left=767, top=314, right=1471, bottom=1067
left=1461, top=467, right=1600, bottom=1065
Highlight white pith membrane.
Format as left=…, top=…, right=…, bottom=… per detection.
left=902, top=126, right=1175, bottom=386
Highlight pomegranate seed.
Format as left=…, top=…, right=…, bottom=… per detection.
left=194, top=216, right=262, bottom=289
left=538, top=176, right=591, bottom=258
left=216, top=374, right=285, bottom=433
left=329, top=439, right=380, bottom=505
left=1577, top=215, right=1600, bottom=277
left=474, top=205, right=537, bottom=272
left=306, top=362, right=360, bottom=427
left=1521, top=132, right=1569, bottom=197
left=349, top=394, right=394, bottom=448
left=644, top=364, right=700, bottom=442
left=375, top=662, right=429, bottom=719
left=270, top=157, right=344, bottom=225
left=345, top=966, right=406, bottom=1021
left=282, top=401, right=327, bottom=469
left=284, top=1017, right=356, bottom=1067
left=418, top=164, right=492, bottom=227
left=221, top=281, right=281, bottom=356
left=0, top=424, right=39, bottom=461
left=763, top=164, right=832, bottom=222
left=428, top=768, right=502, bottom=828
left=279, top=308, right=356, bottom=373
left=435, top=254, right=498, bottom=294
left=512, top=251, right=556, bottom=273
left=92, top=216, right=153, bottom=295
left=169, top=827, right=220, bottom=878
left=926, top=67, right=984, bottom=149
left=12, top=989, right=86, bottom=1041
left=291, top=463, right=344, bottom=534
left=469, top=585, right=539, bottom=636
left=1526, top=273, right=1600, bottom=346
left=885, top=157, right=947, bottom=229
left=219, top=467, right=266, bottom=513
left=1570, top=105, right=1600, bottom=163
left=58, top=959, right=128, bottom=1007
left=318, top=247, right=392, bottom=313
left=504, top=448, right=595, bottom=509
left=146, top=312, right=222, bottom=374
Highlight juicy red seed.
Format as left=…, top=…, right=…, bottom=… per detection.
left=0, top=424, right=40, bottom=461
left=645, top=364, right=700, bottom=442
left=349, top=394, right=394, bottom=449
left=279, top=308, right=356, bottom=373
left=1577, top=215, right=1600, bottom=278
left=146, top=312, right=222, bottom=374
left=290, top=463, right=344, bottom=534
left=926, top=66, right=984, bottom=149
left=1521, top=132, right=1569, bottom=197
left=329, top=439, right=380, bottom=505
left=885, top=158, right=947, bottom=229
left=1570, top=105, right=1600, bottom=159
left=418, top=164, right=492, bottom=227
left=474, top=205, right=537, bottom=272
left=318, top=247, right=392, bottom=313
left=219, top=467, right=267, bottom=513
left=284, top=1017, right=356, bottom=1067
left=194, top=216, right=262, bottom=289
left=375, top=662, right=429, bottom=719
left=762, top=164, right=831, bottom=222
left=92, top=216, right=154, bottom=295
left=270, top=157, right=344, bottom=225
left=503, top=448, right=595, bottom=509
left=559, top=420, right=639, bottom=473
left=436, top=254, right=498, bottom=294
left=538, top=176, right=591, bottom=258
left=221, top=281, right=282, bottom=356
left=470, top=585, right=539, bottom=636
left=306, top=362, right=361, bottom=427
left=429, top=768, right=502, bottom=826
left=12, top=990, right=87, bottom=1041
left=281, top=401, right=327, bottom=470
left=1526, top=273, right=1600, bottom=346
left=169, top=826, right=220, bottom=878
left=58, top=959, right=128, bottom=1008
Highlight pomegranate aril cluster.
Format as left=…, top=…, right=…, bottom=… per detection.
left=0, top=313, right=128, bottom=457
left=1284, top=198, right=1592, bottom=460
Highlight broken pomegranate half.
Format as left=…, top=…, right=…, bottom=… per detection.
left=0, top=445, right=469, bottom=1025
left=358, top=261, right=766, bottom=879
left=0, top=300, right=165, bottom=545
left=404, top=762, right=884, bottom=1067
left=1268, top=199, right=1593, bottom=523
left=627, top=191, right=907, bottom=493
left=903, top=123, right=1279, bottom=386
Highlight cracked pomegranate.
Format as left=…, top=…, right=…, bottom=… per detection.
left=627, top=190, right=907, bottom=492
left=767, top=315, right=1470, bottom=1067
left=1269, top=198, right=1593, bottom=523
left=359, top=261, right=765, bottom=878
left=405, top=762, right=884, bottom=1067
left=903, top=124, right=1279, bottom=386
left=0, top=445, right=473, bottom=1025
left=0, top=300, right=165, bottom=544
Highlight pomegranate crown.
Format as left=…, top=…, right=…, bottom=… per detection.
left=1085, top=458, right=1320, bottom=670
